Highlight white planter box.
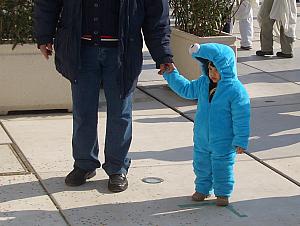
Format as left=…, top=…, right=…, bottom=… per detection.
left=171, top=28, right=237, bottom=80
left=0, top=44, right=72, bottom=115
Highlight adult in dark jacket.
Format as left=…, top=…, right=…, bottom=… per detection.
left=34, top=0, right=175, bottom=192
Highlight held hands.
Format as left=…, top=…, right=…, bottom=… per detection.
left=236, top=147, right=244, bottom=154
left=158, top=43, right=199, bottom=75
left=158, top=63, right=176, bottom=75
left=39, top=43, right=53, bottom=60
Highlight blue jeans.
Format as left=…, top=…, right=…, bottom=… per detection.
left=71, top=45, right=132, bottom=176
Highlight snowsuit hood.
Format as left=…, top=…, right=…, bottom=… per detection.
left=189, top=43, right=237, bottom=82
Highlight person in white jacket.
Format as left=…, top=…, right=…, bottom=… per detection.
left=235, top=0, right=259, bottom=50
left=256, top=0, right=297, bottom=58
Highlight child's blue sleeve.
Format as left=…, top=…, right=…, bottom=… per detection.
left=163, top=69, right=203, bottom=100
left=231, top=87, right=251, bottom=150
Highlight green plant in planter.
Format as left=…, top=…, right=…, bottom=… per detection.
left=0, top=0, right=34, bottom=49
left=169, top=0, right=235, bottom=37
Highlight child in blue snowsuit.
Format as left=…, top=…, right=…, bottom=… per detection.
left=163, top=43, right=250, bottom=206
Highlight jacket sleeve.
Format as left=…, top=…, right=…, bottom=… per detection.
left=231, top=86, right=251, bottom=150
left=33, top=0, right=62, bottom=46
left=163, top=69, right=203, bottom=100
left=142, top=0, right=173, bottom=68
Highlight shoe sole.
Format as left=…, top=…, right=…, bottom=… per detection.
left=65, top=171, right=96, bottom=187
left=256, top=51, right=274, bottom=56
left=256, top=53, right=273, bottom=56
left=277, top=55, right=293, bottom=58
left=240, top=47, right=252, bottom=50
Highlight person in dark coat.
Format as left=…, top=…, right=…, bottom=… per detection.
left=34, top=0, right=175, bottom=192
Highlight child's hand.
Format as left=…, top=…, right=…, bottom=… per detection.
left=158, top=63, right=176, bottom=75
left=236, top=147, right=244, bottom=154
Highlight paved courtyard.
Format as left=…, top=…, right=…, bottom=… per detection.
left=1, top=4, right=300, bottom=226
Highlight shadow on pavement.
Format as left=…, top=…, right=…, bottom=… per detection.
left=1, top=194, right=299, bottom=226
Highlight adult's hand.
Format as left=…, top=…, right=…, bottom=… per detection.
left=158, top=63, right=176, bottom=75
left=39, top=43, right=53, bottom=60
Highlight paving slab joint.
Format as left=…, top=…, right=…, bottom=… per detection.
left=0, top=122, right=35, bottom=174
left=245, top=152, right=300, bottom=187
left=138, top=85, right=300, bottom=188
left=0, top=143, right=32, bottom=176
left=0, top=120, right=72, bottom=226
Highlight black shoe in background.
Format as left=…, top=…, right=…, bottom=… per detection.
left=256, top=50, right=274, bottom=56
left=276, top=52, right=293, bottom=58
left=65, top=167, right=96, bottom=186
left=108, top=174, right=128, bottom=193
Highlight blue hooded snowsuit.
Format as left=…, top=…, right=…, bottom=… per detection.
left=163, top=43, right=250, bottom=197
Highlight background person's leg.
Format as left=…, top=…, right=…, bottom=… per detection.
left=277, top=25, right=294, bottom=57
left=258, top=0, right=275, bottom=53
left=238, top=1, right=253, bottom=49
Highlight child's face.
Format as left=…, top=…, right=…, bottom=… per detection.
left=208, top=63, right=220, bottom=83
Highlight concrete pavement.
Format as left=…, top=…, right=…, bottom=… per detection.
left=1, top=6, right=300, bottom=226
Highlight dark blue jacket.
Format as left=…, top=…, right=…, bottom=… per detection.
left=34, top=0, right=173, bottom=97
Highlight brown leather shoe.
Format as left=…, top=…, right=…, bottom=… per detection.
left=192, top=192, right=211, bottom=201
left=216, top=196, right=229, bottom=206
